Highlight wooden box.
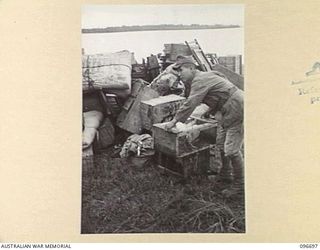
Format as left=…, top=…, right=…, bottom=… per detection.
left=163, top=43, right=192, bottom=62
left=155, top=146, right=210, bottom=178
left=140, top=94, right=186, bottom=130
left=218, top=55, right=242, bottom=75
left=116, top=79, right=159, bottom=134
left=152, top=121, right=216, bottom=157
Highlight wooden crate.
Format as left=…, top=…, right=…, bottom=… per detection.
left=163, top=43, right=192, bottom=62
left=140, top=94, right=186, bottom=130
left=152, top=121, right=216, bottom=157
left=116, top=79, right=159, bottom=134
left=155, top=145, right=210, bottom=178
left=218, top=55, right=242, bottom=75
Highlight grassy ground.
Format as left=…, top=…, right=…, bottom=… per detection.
left=81, top=147, right=245, bottom=234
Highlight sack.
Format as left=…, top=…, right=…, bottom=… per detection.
left=150, top=64, right=184, bottom=96
left=82, top=111, right=104, bottom=149
left=82, top=50, right=132, bottom=91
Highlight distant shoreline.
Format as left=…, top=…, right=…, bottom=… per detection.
left=82, top=24, right=240, bottom=34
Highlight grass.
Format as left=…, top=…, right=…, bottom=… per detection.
left=81, top=147, right=245, bottom=234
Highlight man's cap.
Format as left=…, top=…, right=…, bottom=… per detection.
left=172, top=56, right=196, bottom=70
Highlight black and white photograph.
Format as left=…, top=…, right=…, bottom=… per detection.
left=81, top=4, right=244, bottom=234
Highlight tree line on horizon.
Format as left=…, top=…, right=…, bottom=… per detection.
left=82, top=24, right=240, bottom=33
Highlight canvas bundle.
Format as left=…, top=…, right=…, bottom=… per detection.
left=82, top=50, right=132, bottom=91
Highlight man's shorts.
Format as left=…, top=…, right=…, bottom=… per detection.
left=221, top=89, right=243, bottom=129
left=216, top=89, right=244, bottom=156
left=216, top=123, right=244, bottom=157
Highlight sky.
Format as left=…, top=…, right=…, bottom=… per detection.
left=82, top=4, right=244, bottom=29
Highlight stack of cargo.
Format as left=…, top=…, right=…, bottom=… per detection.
left=81, top=41, right=226, bottom=172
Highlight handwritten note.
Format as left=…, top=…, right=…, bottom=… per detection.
left=291, top=62, right=320, bottom=104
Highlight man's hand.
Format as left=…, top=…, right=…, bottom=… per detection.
left=164, top=119, right=177, bottom=131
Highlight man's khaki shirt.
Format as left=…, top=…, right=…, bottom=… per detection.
left=174, top=70, right=237, bottom=122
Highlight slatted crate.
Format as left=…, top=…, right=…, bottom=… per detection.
left=155, top=145, right=211, bottom=178
left=152, top=121, right=216, bottom=158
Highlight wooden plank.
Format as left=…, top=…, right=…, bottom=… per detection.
left=156, top=164, right=184, bottom=178
left=185, top=39, right=213, bottom=71
left=122, top=96, right=135, bottom=111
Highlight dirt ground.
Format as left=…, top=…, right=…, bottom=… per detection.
left=81, top=145, right=245, bottom=234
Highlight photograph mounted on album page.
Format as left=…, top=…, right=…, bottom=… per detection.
left=0, top=0, right=319, bottom=243
left=81, top=4, right=245, bottom=234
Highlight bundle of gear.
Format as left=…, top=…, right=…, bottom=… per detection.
left=120, top=134, right=154, bottom=158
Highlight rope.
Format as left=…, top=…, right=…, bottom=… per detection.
left=82, top=56, right=95, bottom=89
left=82, top=63, right=132, bottom=69
left=82, top=55, right=132, bottom=89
